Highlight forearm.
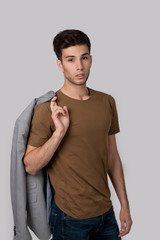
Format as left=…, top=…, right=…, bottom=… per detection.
left=108, top=154, right=129, bottom=209
left=24, top=131, right=63, bottom=175
left=107, top=135, right=132, bottom=236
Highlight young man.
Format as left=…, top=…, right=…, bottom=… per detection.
left=24, top=29, right=132, bottom=240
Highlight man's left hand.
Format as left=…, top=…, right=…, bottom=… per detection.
left=118, top=207, right=133, bottom=237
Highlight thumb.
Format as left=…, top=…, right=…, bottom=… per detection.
left=121, top=220, right=126, bottom=234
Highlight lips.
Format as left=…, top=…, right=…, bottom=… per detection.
left=75, top=73, right=85, bottom=78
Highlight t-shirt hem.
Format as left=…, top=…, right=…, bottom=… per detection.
left=27, top=141, right=44, bottom=148
left=55, top=198, right=113, bottom=220
left=108, top=129, right=120, bottom=135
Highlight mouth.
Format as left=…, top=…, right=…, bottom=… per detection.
left=75, top=73, right=85, bottom=79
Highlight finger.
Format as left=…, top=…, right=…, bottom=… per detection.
left=118, top=221, right=126, bottom=237
left=118, top=229, right=126, bottom=237
left=51, top=96, right=57, bottom=101
left=118, top=230, right=127, bottom=237
left=118, top=220, right=132, bottom=237
left=125, top=220, right=132, bottom=235
left=50, top=101, right=57, bottom=113
left=121, top=220, right=126, bottom=233
left=63, top=106, right=68, bottom=115
left=53, top=107, right=66, bottom=117
left=50, top=96, right=58, bottom=107
left=57, top=106, right=67, bottom=116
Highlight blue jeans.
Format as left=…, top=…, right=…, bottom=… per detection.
left=49, top=199, right=121, bottom=240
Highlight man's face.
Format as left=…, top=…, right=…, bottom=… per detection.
left=57, top=44, right=92, bottom=86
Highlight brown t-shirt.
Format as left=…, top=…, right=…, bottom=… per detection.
left=28, top=88, right=120, bottom=219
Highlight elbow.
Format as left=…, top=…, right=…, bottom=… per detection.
left=24, top=164, right=38, bottom=176
left=23, top=155, right=38, bottom=176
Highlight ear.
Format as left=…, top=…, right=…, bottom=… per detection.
left=90, top=55, right=92, bottom=68
left=57, top=59, right=64, bottom=73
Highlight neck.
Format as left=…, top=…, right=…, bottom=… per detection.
left=60, top=83, right=90, bottom=100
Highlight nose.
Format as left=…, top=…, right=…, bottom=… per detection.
left=76, top=59, right=83, bottom=71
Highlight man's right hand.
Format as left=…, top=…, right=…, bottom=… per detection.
left=50, top=96, right=70, bottom=138
left=24, top=96, right=70, bottom=175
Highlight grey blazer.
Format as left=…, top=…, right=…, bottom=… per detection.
left=10, top=91, right=56, bottom=240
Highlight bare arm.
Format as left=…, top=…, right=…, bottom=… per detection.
left=23, top=96, right=70, bottom=175
left=24, top=131, right=64, bottom=175
left=108, top=134, right=132, bottom=237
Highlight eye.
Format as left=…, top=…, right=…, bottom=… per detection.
left=82, top=56, right=88, bottom=60
left=68, top=58, right=73, bottom=62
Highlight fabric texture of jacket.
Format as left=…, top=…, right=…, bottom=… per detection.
left=10, top=91, right=56, bottom=240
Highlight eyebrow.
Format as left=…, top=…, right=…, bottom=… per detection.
left=65, top=53, right=90, bottom=58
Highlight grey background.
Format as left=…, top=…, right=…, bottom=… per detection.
left=1, top=0, right=160, bottom=239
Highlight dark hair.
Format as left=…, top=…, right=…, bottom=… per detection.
left=53, top=29, right=91, bottom=61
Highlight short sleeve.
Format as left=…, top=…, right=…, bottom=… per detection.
left=28, top=102, right=55, bottom=147
left=108, top=96, right=120, bottom=135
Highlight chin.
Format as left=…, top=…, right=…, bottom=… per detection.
left=66, top=76, right=88, bottom=86
left=75, top=78, right=88, bottom=84
left=75, top=80, right=87, bottom=86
